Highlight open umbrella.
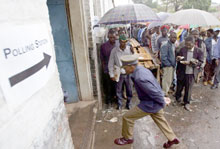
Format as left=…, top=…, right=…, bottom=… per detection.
left=164, top=9, right=220, bottom=26
left=157, top=12, right=171, bottom=22
left=178, top=24, right=199, bottom=29
left=98, top=4, right=160, bottom=24
left=147, top=21, right=163, bottom=30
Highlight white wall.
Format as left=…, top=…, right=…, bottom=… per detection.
left=68, top=0, right=94, bottom=101
left=0, top=0, right=73, bottom=148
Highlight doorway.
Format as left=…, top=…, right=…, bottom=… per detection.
left=47, top=0, right=79, bottom=102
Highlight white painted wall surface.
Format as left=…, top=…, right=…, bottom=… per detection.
left=0, top=0, right=73, bottom=148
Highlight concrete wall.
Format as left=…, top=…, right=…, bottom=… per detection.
left=68, top=0, right=94, bottom=101
left=0, top=0, right=73, bottom=148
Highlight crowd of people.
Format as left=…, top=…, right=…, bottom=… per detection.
left=100, top=23, right=220, bottom=112
left=100, top=23, right=220, bottom=148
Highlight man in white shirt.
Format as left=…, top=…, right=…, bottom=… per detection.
left=108, top=34, right=133, bottom=110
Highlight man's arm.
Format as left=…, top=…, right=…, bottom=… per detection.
left=136, top=78, right=165, bottom=106
left=151, top=34, right=156, bottom=52
left=100, top=44, right=105, bottom=70
left=108, top=48, right=116, bottom=79
left=155, top=36, right=160, bottom=52
left=193, top=48, right=204, bottom=67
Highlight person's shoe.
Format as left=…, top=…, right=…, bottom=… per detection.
left=211, top=84, right=218, bottom=89
left=116, top=105, right=122, bottom=110
left=184, top=104, right=192, bottom=112
left=203, top=81, right=208, bottom=86
left=163, top=138, right=180, bottom=148
left=114, top=137, right=133, bottom=145
left=208, top=80, right=213, bottom=85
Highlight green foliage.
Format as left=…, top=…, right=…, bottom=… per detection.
left=134, top=0, right=213, bottom=12
left=133, top=0, right=158, bottom=8
left=208, top=7, right=218, bottom=12
left=183, top=0, right=211, bottom=11
left=160, top=0, right=212, bottom=12
left=160, top=0, right=186, bottom=12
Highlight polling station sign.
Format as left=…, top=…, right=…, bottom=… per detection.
left=0, top=23, right=55, bottom=109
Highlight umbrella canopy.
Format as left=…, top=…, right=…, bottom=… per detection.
left=164, top=9, right=220, bottom=26
left=178, top=24, right=199, bottom=29
left=105, top=24, right=129, bottom=29
left=157, top=12, right=171, bottom=22
left=98, top=4, right=160, bottom=24
left=147, top=21, right=163, bottom=30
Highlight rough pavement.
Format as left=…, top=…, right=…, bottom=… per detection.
left=94, top=82, right=220, bottom=149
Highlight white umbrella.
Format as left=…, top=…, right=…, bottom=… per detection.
left=147, top=21, right=163, bottom=30
left=157, top=12, right=171, bottom=22
left=164, top=9, right=220, bottom=26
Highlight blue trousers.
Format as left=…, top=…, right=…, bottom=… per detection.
left=116, top=74, right=133, bottom=107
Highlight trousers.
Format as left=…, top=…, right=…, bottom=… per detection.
left=102, top=72, right=116, bottom=104
left=122, top=106, right=176, bottom=141
left=116, top=74, right=132, bottom=107
left=162, top=67, right=174, bottom=96
left=176, top=74, right=194, bottom=104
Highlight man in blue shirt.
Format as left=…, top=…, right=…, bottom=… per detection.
left=114, top=55, right=179, bottom=148
left=161, top=32, right=177, bottom=96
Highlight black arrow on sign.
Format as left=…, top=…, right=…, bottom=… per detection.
left=9, top=53, right=51, bottom=87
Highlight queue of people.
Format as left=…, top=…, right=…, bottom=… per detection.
left=100, top=24, right=220, bottom=148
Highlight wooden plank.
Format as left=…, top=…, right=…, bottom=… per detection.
left=130, top=38, right=161, bottom=82
left=129, top=38, right=140, bottom=47
left=143, top=47, right=160, bottom=67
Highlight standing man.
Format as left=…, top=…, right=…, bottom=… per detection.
left=108, top=34, right=133, bottom=110
left=175, top=36, right=204, bottom=111
left=191, top=29, right=206, bottom=82
left=211, top=32, right=220, bottom=89
left=114, top=55, right=179, bottom=148
left=151, top=26, right=160, bottom=53
left=161, top=32, right=177, bottom=96
left=204, top=29, right=215, bottom=86
left=100, top=30, right=116, bottom=108
left=155, top=25, right=169, bottom=53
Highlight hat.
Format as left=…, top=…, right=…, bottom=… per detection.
left=200, top=28, right=206, bottom=33
left=191, top=29, right=199, bottom=33
left=121, top=54, right=139, bottom=66
left=161, top=25, right=170, bottom=31
left=119, top=34, right=127, bottom=41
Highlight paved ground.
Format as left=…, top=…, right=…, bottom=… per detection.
left=66, top=101, right=97, bottom=149
left=94, top=82, right=220, bottom=149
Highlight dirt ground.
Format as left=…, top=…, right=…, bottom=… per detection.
left=94, top=81, right=220, bottom=149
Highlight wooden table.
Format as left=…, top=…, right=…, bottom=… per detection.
left=130, top=38, right=160, bottom=82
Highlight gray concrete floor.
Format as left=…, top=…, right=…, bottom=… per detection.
left=66, top=101, right=97, bottom=149
left=94, top=82, right=220, bottom=149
